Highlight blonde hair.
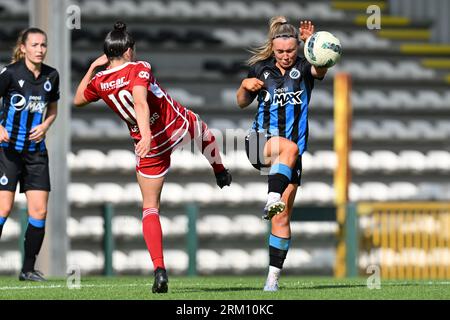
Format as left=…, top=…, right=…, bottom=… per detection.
left=11, top=28, right=47, bottom=63
left=247, top=16, right=299, bottom=66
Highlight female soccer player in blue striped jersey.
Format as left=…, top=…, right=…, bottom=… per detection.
left=0, top=28, right=59, bottom=281
left=237, top=17, right=328, bottom=291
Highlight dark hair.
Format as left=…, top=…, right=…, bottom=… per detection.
left=103, top=21, right=135, bottom=59
left=12, top=27, right=47, bottom=63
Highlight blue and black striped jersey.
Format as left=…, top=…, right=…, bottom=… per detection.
left=0, top=60, right=59, bottom=152
left=247, top=56, right=319, bottom=155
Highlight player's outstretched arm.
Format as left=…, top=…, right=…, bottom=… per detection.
left=73, top=54, right=109, bottom=107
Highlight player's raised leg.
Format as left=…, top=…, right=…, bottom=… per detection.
left=263, top=137, right=298, bottom=220
left=190, top=112, right=232, bottom=189
left=136, top=173, right=168, bottom=293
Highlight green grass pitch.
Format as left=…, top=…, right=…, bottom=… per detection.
left=0, top=276, right=449, bottom=300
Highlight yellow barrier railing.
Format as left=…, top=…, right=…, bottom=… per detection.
left=358, top=202, right=450, bottom=280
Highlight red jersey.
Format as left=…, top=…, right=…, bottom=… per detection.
left=84, top=61, right=189, bottom=157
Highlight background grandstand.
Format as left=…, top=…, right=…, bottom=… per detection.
left=0, top=0, right=449, bottom=298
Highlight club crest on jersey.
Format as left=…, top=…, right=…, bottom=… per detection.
left=289, top=68, right=301, bottom=79
left=0, top=174, right=8, bottom=186
left=44, top=79, right=52, bottom=92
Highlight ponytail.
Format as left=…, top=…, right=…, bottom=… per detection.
left=104, top=21, right=135, bottom=59
left=247, top=16, right=299, bottom=66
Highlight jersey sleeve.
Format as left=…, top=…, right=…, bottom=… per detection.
left=0, top=67, right=11, bottom=98
left=132, top=61, right=152, bottom=89
left=49, top=71, right=60, bottom=102
left=301, top=57, right=324, bottom=82
left=246, top=64, right=258, bottom=101
left=83, top=77, right=100, bottom=102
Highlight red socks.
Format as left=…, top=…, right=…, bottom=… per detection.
left=142, top=208, right=165, bottom=270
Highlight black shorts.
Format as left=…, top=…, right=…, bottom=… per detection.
left=0, top=147, right=51, bottom=193
left=244, top=131, right=302, bottom=185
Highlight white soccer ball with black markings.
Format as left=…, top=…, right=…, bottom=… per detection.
left=304, top=31, right=342, bottom=68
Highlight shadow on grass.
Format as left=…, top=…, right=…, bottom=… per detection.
left=176, top=286, right=261, bottom=293
left=298, top=282, right=428, bottom=290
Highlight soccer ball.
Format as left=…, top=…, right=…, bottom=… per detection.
left=304, top=31, right=342, bottom=68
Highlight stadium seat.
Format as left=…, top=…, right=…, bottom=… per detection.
left=397, top=150, right=427, bottom=172
left=249, top=249, right=268, bottom=269
left=171, top=149, right=195, bottom=171
left=389, top=182, right=419, bottom=200
left=185, top=183, right=220, bottom=204
left=122, top=183, right=142, bottom=204
left=78, top=216, right=104, bottom=239
left=113, top=250, right=129, bottom=272
left=283, top=249, right=312, bottom=269
left=113, top=216, right=141, bottom=239
left=312, top=151, right=336, bottom=172
left=370, top=150, right=399, bottom=173
left=167, top=88, right=205, bottom=108
left=310, top=90, right=333, bottom=109
left=197, top=215, right=232, bottom=236
left=68, top=251, right=102, bottom=273
left=301, top=182, right=334, bottom=204
left=104, top=149, right=135, bottom=171
left=417, top=183, right=447, bottom=200
left=91, top=118, right=128, bottom=139
left=350, top=150, right=371, bottom=173
left=219, top=182, right=246, bottom=205
left=137, top=0, right=168, bottom=18
left=0, top=219, right=20, bottom=240
left=243, top=183, right=268, bottom=202
left=75, top=149, right=106, bottom=171
left=349, top=183, right=361, bottom=202
left=92, top=183, right=124, bottom=204
left=127, top=250, right=150, bottom=272
left=197, top=249, right=222, bottom=274
left=231, top=214, right=266, bottom=236
left=160, top=183, right=186, bottom=205
left=0, top=251, right=21, bottom=272
left=164, top=250, right=188, bottom=274
left=359, top=182, right=390, bottom=201
left=352, top=120, right=379, bottom=140
left=170, top=215, right=188, bottom=236
left=68, top=183, right=94, bottom=206
left=221, top=249, right=251, bottom=273
left=426, top=150, right=450, bottom=171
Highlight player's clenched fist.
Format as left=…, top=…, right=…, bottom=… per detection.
left=241, top=78, right=264, bottom=92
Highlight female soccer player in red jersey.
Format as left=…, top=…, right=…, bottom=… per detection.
left=74, top=21, right=231, bottom=293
